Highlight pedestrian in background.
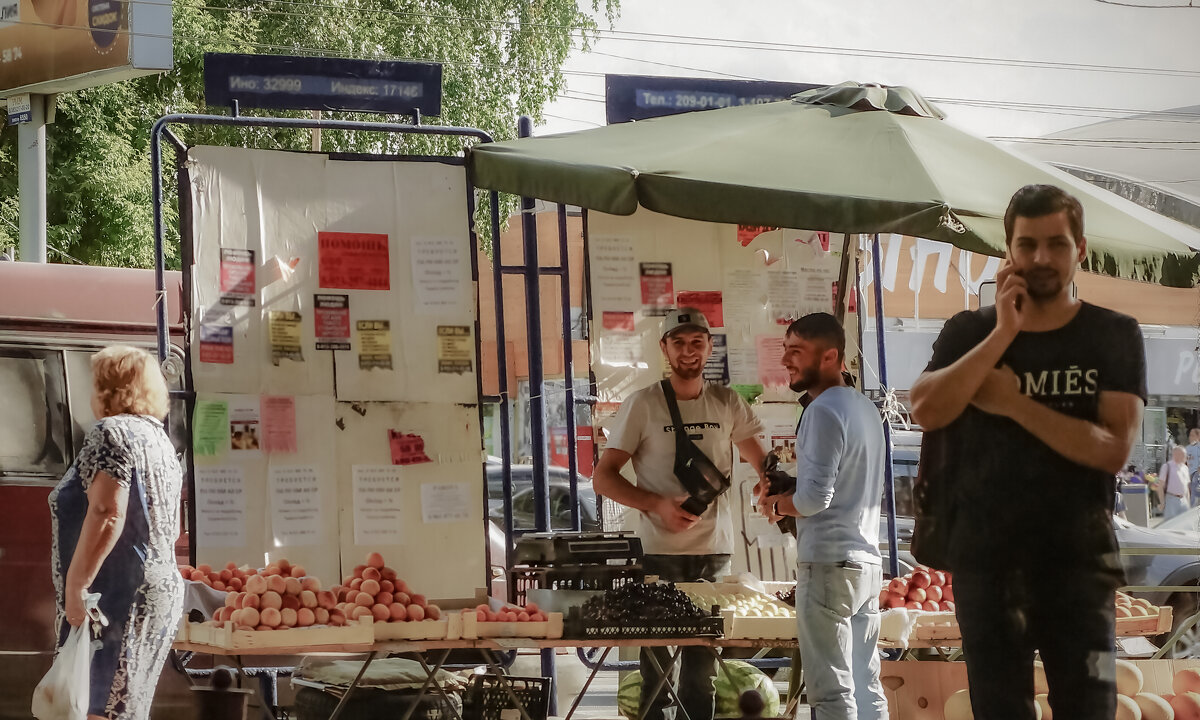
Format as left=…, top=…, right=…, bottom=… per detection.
left=1186, top=428, right=1200, bottom=508
left=50, top=345, right=184, bottom=720
left=1160, top=445, right=1191, bottom=520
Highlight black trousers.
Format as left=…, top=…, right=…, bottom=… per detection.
left=954, top=566, right=1120, bottom=720
left=639, top=553, right=731, bottom=720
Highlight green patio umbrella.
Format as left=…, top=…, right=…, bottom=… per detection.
left=469, top=82, right=1200, bottom=287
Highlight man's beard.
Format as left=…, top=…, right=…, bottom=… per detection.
left=670, top=359, right=704, bottom=380
left=788, top=365, right=819, bottom=393
left=1024, top=269, right=1065, bottom=301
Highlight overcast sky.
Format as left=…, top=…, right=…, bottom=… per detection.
left=539, top=0, right=1200, bottom=144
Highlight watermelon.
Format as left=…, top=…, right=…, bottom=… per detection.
left=617, top=660, right=781, bottom=719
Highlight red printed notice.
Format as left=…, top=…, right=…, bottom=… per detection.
left=676, top=290, right=723, bottom=328
left=318, top=231, right=390, bottom=290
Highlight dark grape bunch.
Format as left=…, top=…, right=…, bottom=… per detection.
left=775, top=584, right=796, bottom=608
left=581, top=582, right=707, bottom=623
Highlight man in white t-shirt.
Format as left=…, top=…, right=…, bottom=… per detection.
left=595, top=307, right=767, bottom=720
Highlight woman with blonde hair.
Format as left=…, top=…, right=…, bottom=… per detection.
left=48, top=345, right=183, bottom=720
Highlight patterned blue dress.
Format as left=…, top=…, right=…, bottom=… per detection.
left=49, top=415, right=184, bottom=720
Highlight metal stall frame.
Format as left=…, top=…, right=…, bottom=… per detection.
left=149, top=112, right=579, bottom=713
left=149, top=112, right=505, bottom=582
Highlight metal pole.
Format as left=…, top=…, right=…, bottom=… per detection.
left=557, top=204, right=581, bottom=531
left=17, top=94, right=47, bottom=262
left=871, top=234, right=900, bottom=579
left=518, top=115, right=556, bottom=715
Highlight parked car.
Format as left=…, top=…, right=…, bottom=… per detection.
left=485, top=458, right=601, bottom=532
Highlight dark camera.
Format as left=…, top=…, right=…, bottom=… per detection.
left=763, top=450, right=797, bottom=536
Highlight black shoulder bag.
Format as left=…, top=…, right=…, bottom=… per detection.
left=909, top=427, right=957, bottom=572
left=660, top=379, right=731, bottom=516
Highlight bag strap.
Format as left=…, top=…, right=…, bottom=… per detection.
left=660, top=379, right=692, bottom=457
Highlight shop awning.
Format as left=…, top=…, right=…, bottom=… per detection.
left=469, top=83, right=1200, bottom=287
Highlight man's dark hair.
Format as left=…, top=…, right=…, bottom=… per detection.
left=1003, top=184, right=1084, bottom=246
left=785, top=312, right=845, bottom=361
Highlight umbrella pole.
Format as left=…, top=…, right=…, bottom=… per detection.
left=871, top=233, right=901, bottom=579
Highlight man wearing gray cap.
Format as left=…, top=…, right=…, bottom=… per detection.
left=595, top=307, right=767, bottom=720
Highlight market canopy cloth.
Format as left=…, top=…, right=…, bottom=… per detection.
left=469, top=82, right=1200, bottom=287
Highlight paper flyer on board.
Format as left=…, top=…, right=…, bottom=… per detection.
left=703, top=333, right=730, bottom=385
left=600, top=331, right=642, bottom=368
left=411, top=235, right=467, bottom=315
left=198, top=324, right=234, bottom=364
left=436, top=325, right=473, bottom=374
left=798, top=265, right=838, bottom=316
left=640, top=262, right=674, bottom=316
left=269, top=465, right=322, bottom=546
left=261, top=396, right=297, bottom=453
left=228, top=396, right=261, bottom=452
left=356, top=320, right=393, bottom=370
left=723, top=268, right=767, bottom=322
left=420, top=482, right=472, bottom=523
left=589, top=237, right=639, bottom=308
left=219, top=248, right=256, bottom=306
left=268, top=311, right=303, bottom=364
left=193, top=400, right=229, bottom=457
left=755, top=334, right=790, bottom=388
left=318, top=231, right=390, bottom=291
left=352, top=465, right=405, bottom=545
left=314, top=294, right=351, bottom=351
left=676, top=290, right=723, bottom=327
left=767, top=269, right=803, bottom=325
left=195, top=466, right=246, bottom=547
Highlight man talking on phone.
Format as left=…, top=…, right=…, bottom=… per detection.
left=910, top=185, right=1147, bottom=720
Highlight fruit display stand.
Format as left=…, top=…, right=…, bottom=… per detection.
left=878, top=605, right=1174, bottom=650
left=676, top=582, right=797, bottom=640
left=461, top=611, right=565, bottom=640
left=186, top=617, right=376, bottom=653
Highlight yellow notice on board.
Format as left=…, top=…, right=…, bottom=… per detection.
left=437, top=325, right=472, bottom=374
left=268, top=311, right=303, bottom=364
left=357, top=320, right=393, bottom=370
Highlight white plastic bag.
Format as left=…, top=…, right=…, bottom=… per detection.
left=32, top=593, right=104, bottom=720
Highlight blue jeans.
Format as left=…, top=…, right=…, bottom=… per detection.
left=795, top=562, right=887, bottom=720
left=1165, top=493, right=1189, bottom=519
left=639, top=554, right=731, bottom=720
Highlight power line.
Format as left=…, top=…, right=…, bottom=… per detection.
left=26, top=2, right=1200, bottom=80
left=1091, top=0, right=1197, bottom=7
left=993, top=137, right=1200, bottom=150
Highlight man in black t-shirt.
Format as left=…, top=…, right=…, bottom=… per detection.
left=911, top=185, right=1147, bottom=720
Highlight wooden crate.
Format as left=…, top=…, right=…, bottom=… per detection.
left=881, top=658, right=1200, bottom=719
left=373, top=616, right=456, bottom=641
left=460, top=611, right=564, bottom=639
left=190, top=618, right=375, bottom=651
left=880, top=605, right=1173, bottom=646
left=676, top=582, right=795, bottom=639
left=1116, top=606, right=1173, bottom=637
left=720, top=611, right=796, bottom=640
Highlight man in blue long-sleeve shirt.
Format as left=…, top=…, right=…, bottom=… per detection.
left=762, top=312, right=888, bottom=720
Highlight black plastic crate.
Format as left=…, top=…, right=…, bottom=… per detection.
left=563, top=606, right=724, bottom=640
left=510, top=564, right=644, bottom=606
left=461, top=675, right=550, bottom=720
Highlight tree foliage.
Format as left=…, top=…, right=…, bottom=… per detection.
left=0, top=0, right=617, bottom=267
